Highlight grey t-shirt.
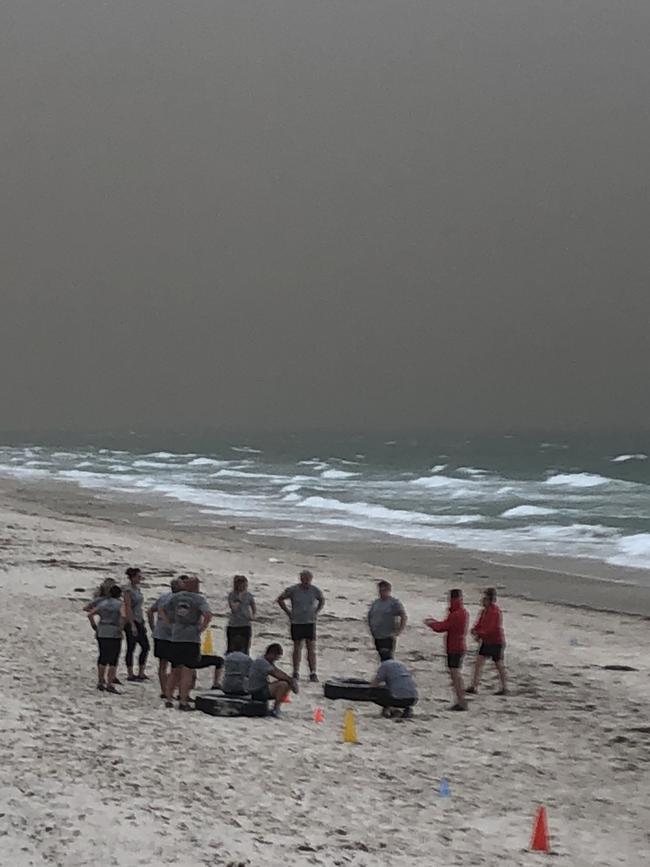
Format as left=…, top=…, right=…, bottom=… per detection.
left=249, top=656, right=274, bottom=693
left=125, top=584, right=144, bottom=623
left=95, top=598, right=123, bottom=639
left=151, top=592, right=173, bottom=641
left=223, top=651, right=253, bottom=694
left=163, top=591, right=210, bottom=643
left=227, top=591, right=255, bottom=628
left=376, top=659, right=418, bottom=700
left=368, top=597, right=406, bottom=639
left=279, top=584, right=324, bottom=624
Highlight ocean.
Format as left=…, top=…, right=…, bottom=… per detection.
left=1, top=431, right=650, bottom=574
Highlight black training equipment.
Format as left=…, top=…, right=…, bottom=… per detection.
left=323, top=678, right=382, bottom=703
left=194, top=690, right=268, bottom=718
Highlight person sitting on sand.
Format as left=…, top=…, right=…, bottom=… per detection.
left=222, top=634, right=253, bottom=696
left=87, top=585, right=124, bottom=694
left=161, top=575, right=212, bottom=711
left=123, top=566, right=150, bottom=682
left=367, top=580, right=407, bottom=659
left=148, top=577, right=183, bottom=699
left=276, top=569, right=325, bottom=682
left=424, top=588, right=469, bottom=711
left=370, top=648, right=418, bottom=719
left=249, top=643, right=298, bottom=717
left=227, top=574, right=256, bottom=654
left=466, top=587, right=508, bottom=696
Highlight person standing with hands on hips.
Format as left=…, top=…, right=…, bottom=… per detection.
left=226, top=574, right=256, bottom=654
left=367, top=580, right=407, bottom=659
left=276, top=569, right=325, bottom=682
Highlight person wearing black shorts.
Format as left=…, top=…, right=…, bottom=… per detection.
left=227, top=574, right=256, bottom=654
left=277, top=570, right=325, bottom=682
left=87, top=585, right=124, bottom=694
left=148, top=577, right=182, bottom=698
left=424, top=589, right=469, bottom=711
left=161, top=576, right=212, bottom=711
left=367, top=581, right=407, bottom=659
left=467, top=588, right=507, bottom=696
left=370, top=649, right=419, bottom=719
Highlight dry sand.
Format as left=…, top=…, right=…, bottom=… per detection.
left=0, top=479, right=649, bottom=866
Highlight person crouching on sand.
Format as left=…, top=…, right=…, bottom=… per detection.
left=467, top=587, right=508, bottom=696
left=249, top=643, right=298, bottom=718
left=87, top=585, right=124, bottom=693
left=424, top=588, right=469, bottom=711
left=370, top=648, right=418, bottom=719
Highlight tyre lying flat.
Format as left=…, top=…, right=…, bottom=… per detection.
left=323, top=678, right=382, bottom=703
left=194, top=690, right=268, bottom=717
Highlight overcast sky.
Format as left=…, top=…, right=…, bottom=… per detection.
left=2, top=0, right=649, bottom=433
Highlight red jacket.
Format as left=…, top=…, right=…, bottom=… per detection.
left=427, top=598, right=468, bottom=653
left=471, top=603, right=505, bottom=646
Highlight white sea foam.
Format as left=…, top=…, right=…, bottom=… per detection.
left=410, top=475, right=469, bottom=489
left=298, top=496, right=479, bottom=526
left=501, top=505, right=558, bottom=518
left=212, top=469, right=286, bottom=482
left=188, top=457, right=230, bottom=467
left=608, top=533, right=650, bottom=568
left=456, top=467, right=488, bottom=476
left=231, top=446, right=262, bottom=454
left=611, top=454, right=648, bottom=463
left=320, top=469, right=360, bottom=480
left=430, top=464, right=447, bottom=473
left=545, top=473, right=611, bottom=488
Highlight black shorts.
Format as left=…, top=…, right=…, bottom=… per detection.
left=169, top=642, right=201, bottom=669
left=374, top=636, right=395, bottom=657
left=226, top=625, right=252, bottom=654
left=251, top=686, right=270, bottom=702
left=291, top=623, right=315, bottom=642
left=447, top=652, right=464, bottom=670
left=372, top=688, right=417, bottom=709
left=154, top=639, right=173, bottom=661
left=97, top=637, right=121, bottom=667
left=188, top=654, right=224, bottom=670
left=479, top=643, right=504, bottom=662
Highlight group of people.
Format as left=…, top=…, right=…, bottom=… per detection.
left=85, top=566, right=507, bottom=716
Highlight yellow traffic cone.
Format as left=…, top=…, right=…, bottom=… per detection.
left=342, top=709, right=358, bottom=744
left=201, top=628, right=214, bottom=656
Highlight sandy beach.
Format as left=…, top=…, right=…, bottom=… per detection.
left=1, top=477, right=648, bottom=866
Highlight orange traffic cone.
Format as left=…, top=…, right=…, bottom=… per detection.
left=530, top=806, right=551, bottom=853
left=313, top=707, right=324, bottom=723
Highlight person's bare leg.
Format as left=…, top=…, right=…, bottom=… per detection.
left=306, top=640, right=317, bottom=675
left=292, top=641, right=302, bottom=677
left=212, top=665, right=222, bottom=689
left=450, top=670, right=466, bottom=708
left=470, top=656, right=486, bottom=691
left=158, top=659, right=168, bottom=695
left=269, top=681, right=290, bottom=712
left=180, top=667, right=194, bottom=704
left=495, top=660, right=508, bottom=692
left=97, top=664, right=107, bottom=688
left=165, top=667, right=181, bottom=702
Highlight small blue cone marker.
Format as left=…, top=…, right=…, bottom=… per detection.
left=439, top=778, right=450, bottom=797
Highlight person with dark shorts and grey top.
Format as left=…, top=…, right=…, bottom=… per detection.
left=222, top=634, right=253, bottom=696
left=123, top=567, right=150, bottom=682
left=370, top=649, right=418, bottom=719
left=367, top=580, right=407, bottom=659
left=148, top=577, right=182, bottom=698
left=161, top=576, right=212, bottom=711
left=467, top=587, right=508, bottom=696
left=249, top=643, right=298, bottom=717
left=227, top=574, right=256, bottom=654
left=277, top=569, right=325, bottom=682
left=87, top=585, right=124, bottom=694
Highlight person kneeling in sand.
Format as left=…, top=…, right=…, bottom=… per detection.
left=222, top=635, right=253, bottom=696
left=467, top=587, right=508, bottom=696
left=370, top=649, right=418, bottom=719
left=424, top=588, right=469, bottom=711
left=249, top=643, right=298, bottom=718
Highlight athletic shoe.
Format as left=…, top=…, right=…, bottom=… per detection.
left=105, top=685, right=121, bottom=695
left=465, top=687, right=477, bottom=695
left=451, top=703, right=467, bottom=711
left=164, top=700, right=174, bottom=709
left=496, top=689, right=508, bottom=696
left=292, top=671, right=299, bottom=680
left=178, top=703, right=196, bottom=712
left=136, top=674, right=150, bottom=682
left=96, top=683, right=105, bottom=692
left=309, top=673, right=319, bottom=683
left=381, top=707, right=391, bottom=719
left=113, top=679, right=123, bottom=686
left=401, top=707, right=413, bottom=720
left=127, top=675, right=139, bottom=682
left=269, top=708, right=281, bottom=719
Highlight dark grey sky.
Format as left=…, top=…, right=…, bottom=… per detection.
left=2, top=0, right=650, bottom=432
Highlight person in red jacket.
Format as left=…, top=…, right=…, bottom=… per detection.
left=424, top=588, right=469, bottom=711
left=467, top=587, right=507, bottom=696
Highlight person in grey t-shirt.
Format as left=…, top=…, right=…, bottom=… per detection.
left=277, top=569, right=325, bottom=683
left=227, top=574, right=256, bottom=654
left=248, top=643, right=298, bottom=717
left=147, top=577, right=183, bottom=698
left=370, top=648, right=418, bottom=720
left=222, top=634, right=253, bottom=695
left=87, top=585, right=124, bottom=693
left=367, top=580, right=407, bottom=659
left=123, top=566, right=151, bottom=683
